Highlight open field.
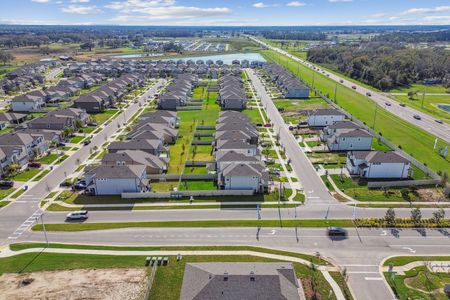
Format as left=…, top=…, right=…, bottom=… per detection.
left=261, top=50, right=450, bottom=174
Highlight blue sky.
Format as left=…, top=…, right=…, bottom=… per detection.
left=1, top=0, right=450, bottom=26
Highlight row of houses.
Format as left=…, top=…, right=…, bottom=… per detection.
left=217, top=74, right=248, bottom=110
left=213, top=111, right=268, bottom=193
left=264, top=63, right=310, bottom=99
left=73, top=74, right=145, bottom=113
left=306, top=108, right=411, bottom=179
left=0, top=61, right=57, bottom=96
left=157, top=74, right=197, bottom=110
left=83, top=111, right=180, bottom=195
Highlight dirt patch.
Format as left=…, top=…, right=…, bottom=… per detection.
left=0, top=268, right=146, bottom=300
left=301, top=277, right=322, bottom=300
left=416, top=188, right=448, bottom=202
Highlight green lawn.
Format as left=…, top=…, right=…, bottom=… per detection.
left=10, top=188, right=26, bottom=199
left=385, top=266, right=450, bottom=300
left=262, top=50, right=450, bottom=175
left=0, top=188, right=16, bottom=200
left=242, top=108, right=264, bottom=124
left=179, top=180, right=216, bottom=191
left=32, top=169, right=50, bottom=181
left=384, top=256, right=450, bottom=267
left=91, top=109, right=119, bottom=125
left=69, top=136, right=84, bottom=144
left=81, top=126, right=96, bottom=134
left=10, top=168, right=41, bottom=182
left=0, top=200, right=10, bottom=208
left=389, top=84, right=450, bottom=94
left=38, top=154, right=59, bottom=164
left=33, top=219, right=355, bottom=232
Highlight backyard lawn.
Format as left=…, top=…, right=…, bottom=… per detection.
left=179, top=180, right=216, bottom=191
left=262, top=50, right=450, bottom=175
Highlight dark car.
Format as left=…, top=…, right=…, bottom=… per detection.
left=435, top=119, right=444, bottom=124
left=59, top=181, right=72, bottom=187
left=413, top=114, right=421, bottom=120
left=366, top=92, right=372, bottom=97
left=277, top=107, right=285, bottom=112
left=83, top=139, right=91, bottom=146
left=352, top=86, right=357, bottom=90
left=327, top=227, right=348, bottom=237
left=0, top=180, right=14, bottom=188
left=28, top=162, right=42, bottom=168
left=399, top=103, right=406, bottom=107
left=73, top=180, right=87, bottom=190
left=385, top=102, right=391, bottom=106
left=264, top=123, right=272, bottom=128
left=57, top=142, right=66, bottom=147
left=87, top=121, right=97, bottom=127
left=339, top=79, right=344, bottom=83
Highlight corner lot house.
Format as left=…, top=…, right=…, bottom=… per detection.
left=180, top=262, right=301, bottom=300
left=346, top=151, right=411, bottom=179
left=84, top=165, right=148, bottom=195
left=307, top=109, right=345, bottom=127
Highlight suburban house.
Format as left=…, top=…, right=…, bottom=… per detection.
left=307, top=108, right=346, bottom=127
left=84, top=165, right=148, bottom=195
left=180, top=262, right=301, bottom=300
left=218, top=74, right=247, bottom=110
left=214, top=150, right=261, bottom=171
left=0, top=132, right=48, bottom=158
left=101, top=150, right=167, bottom=174
left=346, top=151, right=411, bottom=179
left=129, top=123, right=178, bottom=144
left=139, top=111, right=179, bottom=128
left=264, top=63, right=309, bottom=99
left=47, top=108, right=89, bottom=125
left=11, top=93, right=45, bottom=112
left=0, top=145, right=29, bottom=173
left=27, top=115, right=76, bottom=131
left=157, top=74, right=197, bottom=110
left=215, top=139, right=259, bottom=157
left=0, top=112, right=27, bottom=129
left=218, top=162, right=268, bottom=193
left=108, top=139, right=168, bottom=156
left=16, top=128, right=63, bottom=144
left=321, top=122, right=373, bottom=151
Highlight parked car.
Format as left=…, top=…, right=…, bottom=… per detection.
left=327, top=227, right=348, bottom=237
left=435, top=119, right=444, bottom=124
left=83, top=139, right=91, bottom=146
left=277, top=107, right=285, bottom=112
left=413, top=114, right=422, bottom=120
left=399, top=103, right=406, bottom=107
left=270, top=169, right=281, bottom=176
left=288, top=125, right=295, bottom=131
left=256, top=123, right=262, bottom=127
left=87, top=121, right=97, bottom=126
left=0, top=180, right=14, bottom=188
left=73, top=180, right=87, bottom=190
left=264, top=123, right=272, bottom=128
left=385, top=102, right=391, bottom=106
left=352, top=86, right=357, bottom=90
left=66, top=210, right=88, bottom=221
left=298, top=121, right=308, bottom=126
left=57, top=142, right=66, bottom=147
left=28, top=162, right=42, bottom=168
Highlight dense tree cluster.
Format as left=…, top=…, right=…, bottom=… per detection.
left=307, top=43, right=450, bottom=90
left=374, top=30, right=450, bottom=43
left=260, top=31, right=326, bottom=41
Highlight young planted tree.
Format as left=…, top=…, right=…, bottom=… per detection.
left=411, top=208, right=422, bottom=227
left=432, top=208, right=445, bottom=226
left=385, top=208, right=396, bottom=227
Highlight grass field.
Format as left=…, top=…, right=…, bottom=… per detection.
left=91, top=109, right=119, bottom=125
left=262, top=50, right=450, bottom=175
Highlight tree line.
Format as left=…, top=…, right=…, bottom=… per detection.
left=307, top=42, right=450, bottom=90
left=374, top=30, right=450, bottom=43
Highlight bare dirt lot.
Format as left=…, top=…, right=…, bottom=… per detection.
left=0, top=268, right=146, bottom=300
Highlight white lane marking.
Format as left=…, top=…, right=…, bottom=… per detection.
left=402, top=247, right=416, bottom=254
left=364, top=277, right=384, bottom=281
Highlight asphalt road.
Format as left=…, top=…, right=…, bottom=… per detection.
left=247, top=69, right=335, bottom=205
left=18, top=227, right=450, bottom=300
left=0, top=79, right=166, bottom=243
left=250, top=36, right=450, bottom=143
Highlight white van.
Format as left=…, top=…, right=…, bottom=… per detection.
left=66, top=211, right=88, bottom=221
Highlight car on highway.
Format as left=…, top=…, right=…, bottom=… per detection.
left=435, top=119, right=444, bottom=124
left=352, top=86, right=357, bottom=90
left=339, top=79, right=343, bottom=83
left=327, top=227, right=348, bottom=237
left=385, top=102, right=391, bottom=106
left=399, top=103, right=406, bottom=107
left=0, top=180, right=14, bottom=188
left=366, top=92, right=372, bottom=97
left=66, top=210, right=88, bottom=221
left=413, top=114, right=422, bottom=120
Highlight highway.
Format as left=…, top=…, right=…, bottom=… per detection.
left=250, top=36, right=450, bottom=143
left=0, top=79, right=166, bottom=244
left=18, top=226, right=450, bottom=300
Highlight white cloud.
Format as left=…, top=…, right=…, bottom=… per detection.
left=328, top=0, right=352, bottom=2
left=70, top=0, right=90, bottom=3
left=253, top=2, right=269, bottom=8
left=31, top=0, right=50, bottom=3
left=400, top=6, right=450, bottom=15
left=105, top=0, right=176, bottom=12
left=422, top=15, right=450, bottom=23
left=287, top=1, right=305, bottom=7
left=62, top=5, right=101, bottom=14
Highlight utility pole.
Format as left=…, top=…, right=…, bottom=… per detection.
left=36, top=214, right=48, bottom=247
left=421, top=84, right=427, bottom=109
left=372, top=102, right=378, bottom=130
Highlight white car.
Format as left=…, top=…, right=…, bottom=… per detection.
left=66, top=211, right=88, bottom=221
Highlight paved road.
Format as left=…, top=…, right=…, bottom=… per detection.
left=247, top=69, right=336, bottom=205
left=0, top=79, right=166, bottom=244
left=250, top=36, right=450, bottom=143
left=18, top=227, right=450, bottom=300
left=39, top=206, right=450, bottom=224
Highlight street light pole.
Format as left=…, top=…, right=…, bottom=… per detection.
left=421, top=84, right=427, bottom=109
left=372, top=102, right=378, bottom=130
left=36, top=214, right=48, bottom=247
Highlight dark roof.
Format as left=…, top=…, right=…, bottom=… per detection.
left=85, top=164, right=146, bottom=179
left=351, top=151, right=410, bottom=164
left=180, top=262, right=300, bottom=300
left=311, top=108, right=345, bottom=116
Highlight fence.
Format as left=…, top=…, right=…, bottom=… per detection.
left=313, top=88, right=441, bottom=180
left=185, top=160, right=213, bottom=166
left=367, top=179, right=440, bottom=189
left=148, top=174, right=215, bottom=180
left=122, top=189, right=255, bottom=199
left=192, top=140, right=213, bottom=145
left=194, top=132, right=214, bottom=137
left=176, top=106, right=202, bottom=111
left=196, top=126, right=215, bottom=130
